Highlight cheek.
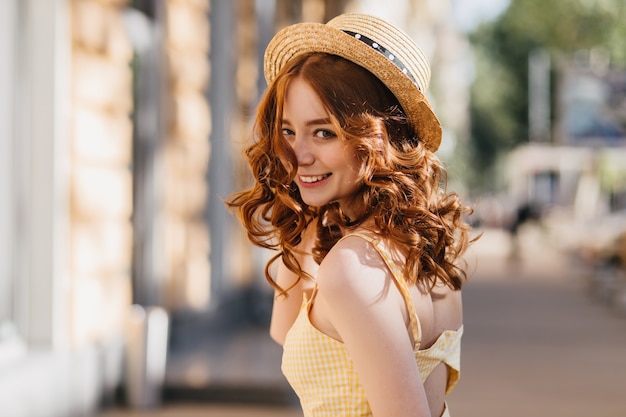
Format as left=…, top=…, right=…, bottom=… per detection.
left=340, top=155, right=363, bottom=183
left=275, top=140, right=297, bottom=172
left=340, top=146, right=362, bottom=176
left=278, top=157, right=296, bottom=182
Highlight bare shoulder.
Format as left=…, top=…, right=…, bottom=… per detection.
left=316, top=234, right=387, bottom=291
left=276, top=221, right=318, bottom=287
left=312, top=234, right=429, bottom=415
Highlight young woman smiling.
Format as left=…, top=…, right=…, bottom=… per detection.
left=228, top=14, right=474, bottom=417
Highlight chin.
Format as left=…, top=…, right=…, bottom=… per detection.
left=300, top=197, right=332, bottom=209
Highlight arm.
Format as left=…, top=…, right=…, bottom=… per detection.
left=269, top=223, right=318, bottom=345
left=315, top=236, right=432, bottom=417
left=269, top=258, right=307, bottom=345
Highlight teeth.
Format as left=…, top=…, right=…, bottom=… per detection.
left=300, top=174, right=328, bottom=183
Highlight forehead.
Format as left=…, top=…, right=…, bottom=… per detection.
left=282, top=77, right=329, bottom=120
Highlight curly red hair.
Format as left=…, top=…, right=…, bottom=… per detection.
left=227, top=53, right=473, bottom=295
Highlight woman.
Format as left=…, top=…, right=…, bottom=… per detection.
left=228, top=13, right=473, bottom=417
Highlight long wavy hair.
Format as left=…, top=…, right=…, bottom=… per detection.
left=227, top=52, right=473, bottom=296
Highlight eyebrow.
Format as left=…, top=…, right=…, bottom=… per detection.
left=282, top=118, right=333, bottom=126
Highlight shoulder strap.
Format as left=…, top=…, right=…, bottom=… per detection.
left=339, top=232, right=422, bottom=346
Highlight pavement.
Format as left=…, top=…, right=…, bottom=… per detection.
left=447, top=227, right=626, bottom=416
left=98, top=226, right=626, bottom=417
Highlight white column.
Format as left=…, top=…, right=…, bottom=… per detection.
left=0, top=0, right=17, bottom=333
left=16, top=0, right=71, bottom=349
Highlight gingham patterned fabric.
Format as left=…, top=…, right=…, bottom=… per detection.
left=281, top=233, right=462, bottom=417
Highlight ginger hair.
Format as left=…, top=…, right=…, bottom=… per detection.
left=227, top=53, right=473, bottom=295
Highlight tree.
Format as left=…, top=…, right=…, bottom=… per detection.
left=467, top=0, right=626, bottom=190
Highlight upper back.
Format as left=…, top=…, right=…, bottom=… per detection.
left=282, top=231, right=463, bottom=416
left=357, top=232, right=464, bottom=404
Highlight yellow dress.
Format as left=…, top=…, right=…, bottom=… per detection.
left=282, top=233, right=462, bottom=417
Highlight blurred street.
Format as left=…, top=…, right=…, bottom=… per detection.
left=98, top=226, right=626, bottom=417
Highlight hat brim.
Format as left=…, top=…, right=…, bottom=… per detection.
left=264, top=22, right=442, bottom=151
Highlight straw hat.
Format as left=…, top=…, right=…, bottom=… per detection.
left=264, top=13, right=442, bottom=151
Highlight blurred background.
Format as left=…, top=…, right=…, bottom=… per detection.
left=1, top=0, right=625, bottom=416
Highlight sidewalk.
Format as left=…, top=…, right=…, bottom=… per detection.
left=98, top=404, right=302, bottom=417
left=99, top=227, right=626, bottom=417
left=448, top=227, right=626, bottom=416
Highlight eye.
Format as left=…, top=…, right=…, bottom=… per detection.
left=281, top=127, right=295, bottom=138
left=314, top=129, right=336, bottom=139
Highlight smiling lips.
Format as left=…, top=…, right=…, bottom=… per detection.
left=299, top=174, right=331, bottom=184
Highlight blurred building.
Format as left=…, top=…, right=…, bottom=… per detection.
left=1, top=0, right=140, bottom=415
left=0, top=0, right=470, bottom=416
left=504, top=48, right=626, bottom=264
left=507, top=50, right=626, bottom=217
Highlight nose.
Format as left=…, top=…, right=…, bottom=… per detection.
left=292, top=135, right=314, bottom=166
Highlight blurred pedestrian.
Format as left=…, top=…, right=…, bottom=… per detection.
left=507, top=201, right=541, bottom=262
left=228, top=13, right=474, bottom=417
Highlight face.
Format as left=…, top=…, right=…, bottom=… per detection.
left=281, top=76, right=362, bottom=214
